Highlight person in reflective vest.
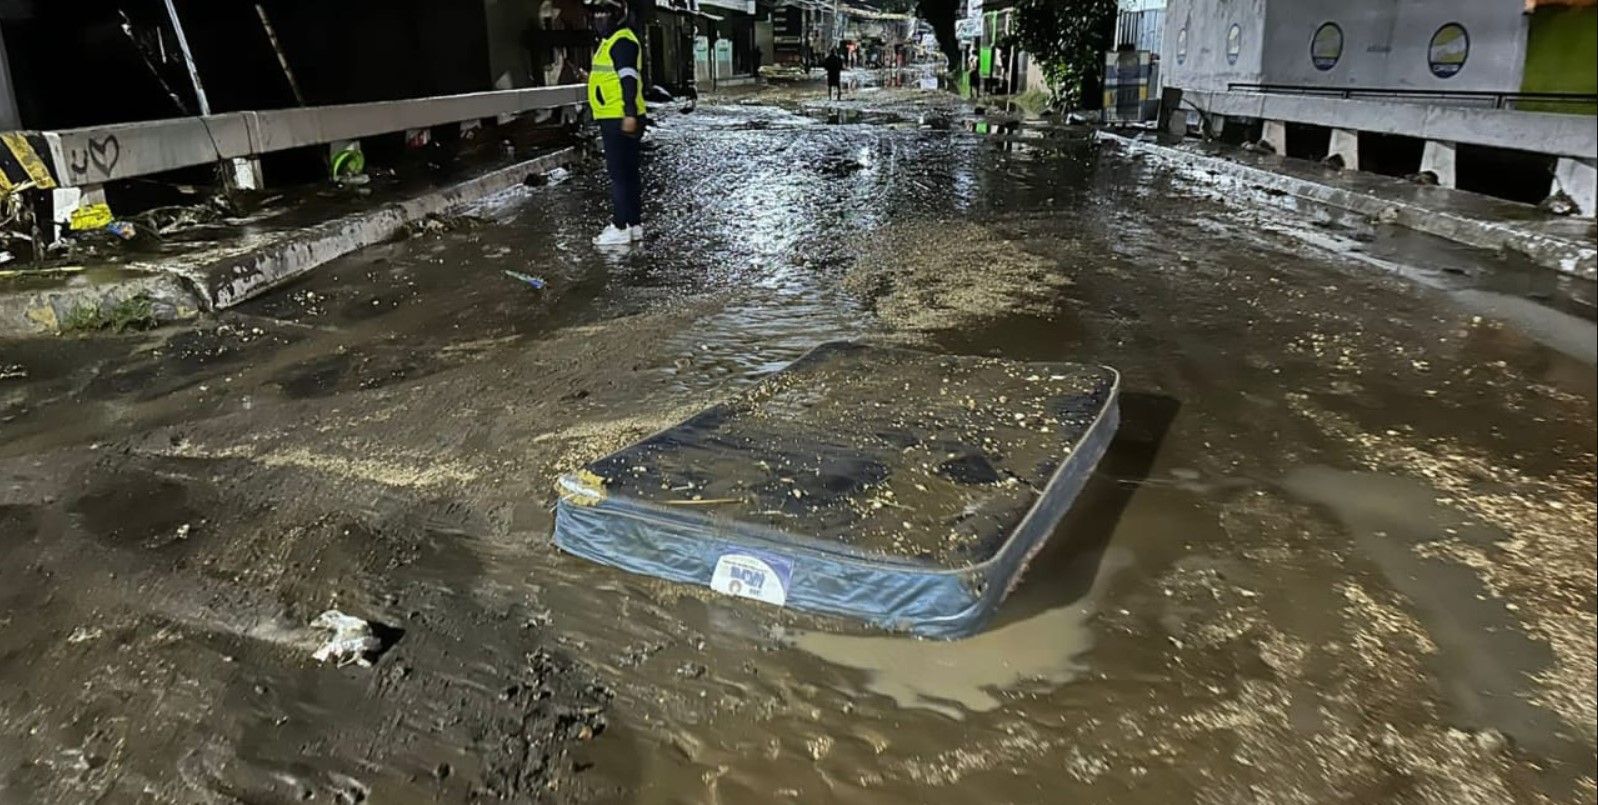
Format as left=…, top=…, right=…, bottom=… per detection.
left=587, top=0, right=647, bottom=246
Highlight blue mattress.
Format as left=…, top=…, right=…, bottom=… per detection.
left=553, top=342, right=1119, bottom=638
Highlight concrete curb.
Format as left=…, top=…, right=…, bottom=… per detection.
left=186, top=147, right=578, bottom=310
left=0, top=148, right=577, bottom=338
left=0, top=269, right=199, bottom=338
left=1097, top=132, right=1597, bottom=280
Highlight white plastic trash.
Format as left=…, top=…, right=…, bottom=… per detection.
left=310, top=610, right=383, bottom=667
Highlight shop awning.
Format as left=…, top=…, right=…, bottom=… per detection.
left=698, top=0, right=755, bottom=14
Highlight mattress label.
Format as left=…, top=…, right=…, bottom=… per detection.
left=710, top=552, right=793, bottom=607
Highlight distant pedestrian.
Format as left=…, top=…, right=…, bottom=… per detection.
left=586, top=0, right=646, bottom=246
left=824, top=49, right=844, bottom=101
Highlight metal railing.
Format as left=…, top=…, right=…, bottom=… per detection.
left=1228, top=82, right=1598, bottom=111
left=6, top=85, right=585, bottom=191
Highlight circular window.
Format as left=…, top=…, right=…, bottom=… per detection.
left=1177, top=26, right=1188, bottom=65
left=1311, top=22, right=1342, bottom=71
left=1226, top=23, right=1242, bottom=65
left=1428, top=22, right=1469, bottom=78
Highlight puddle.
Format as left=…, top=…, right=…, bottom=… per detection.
left=790, top=603, right=1095, bottom=718
left=791, top=549, right=1130, bottom=719
left=1448, top=288, right=1597, bottom=365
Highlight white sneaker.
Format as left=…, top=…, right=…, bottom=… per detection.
left=629, top=225, right=644, bottom=242
left=592, top=224, right=631, bottom=246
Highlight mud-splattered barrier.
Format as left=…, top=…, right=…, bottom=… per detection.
left=553, top=341, right=1120, bottom=637
left=188, top=148, right=579, bottom=310
left=1100, top=131, right=1597, bottom=280
left=0, top=149, right=579, bottom=337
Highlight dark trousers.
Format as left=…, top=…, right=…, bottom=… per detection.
left=599, top=119, right=642, bottom=228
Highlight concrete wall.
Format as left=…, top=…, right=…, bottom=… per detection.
left=1186, top=88, right=1596, bottom=159
left=1166, top=0, right=1531, bottom=93
left=1161, top=0, right=1268, bottom=92
left=1520, top=5, right=1598, bottom=112
left=1259, top=0, right=1528, bottom=92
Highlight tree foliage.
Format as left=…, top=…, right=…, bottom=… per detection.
left=1012, top=0, right=1117, bottom=108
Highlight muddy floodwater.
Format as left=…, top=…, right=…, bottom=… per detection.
left=1, top=83, right=1595, bottom=803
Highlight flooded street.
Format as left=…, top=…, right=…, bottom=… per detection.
left=2, top=84, right=1595, bottom=803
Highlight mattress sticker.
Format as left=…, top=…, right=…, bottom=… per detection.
left=710, top=552, right=794, bottom=607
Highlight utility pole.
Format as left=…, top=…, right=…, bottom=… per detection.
left=255, top=3, right=307, bottom=106
left=161, top=0, right=212, bottom=116
left=161, top=0, right=264, bottom=190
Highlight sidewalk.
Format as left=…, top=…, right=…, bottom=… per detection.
left=0, top=148, right=576, bottom=338
left=1098, top=131, right=1597, bottom=280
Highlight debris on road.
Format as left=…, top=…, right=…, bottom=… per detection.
left=503, top=270, right=547, bottom=289
left=66, top=626, right=105, bottom=644
left=130, top=203, right=224, bottom=235
left=402, top=213, right=487, bottom=238
left=553, top=342, right=1119, bottom=637
left=523, top=166, right=571, bottom=187
left=310, top=610, right=385, bottom=667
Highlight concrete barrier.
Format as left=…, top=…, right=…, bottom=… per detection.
left=199, top=149, right=575, bottom=309
left=26, top=86, right=584, bottom=190
left=0, top=148, right=578, bottom=337
left=1098, top=131, right=1597, bottom=280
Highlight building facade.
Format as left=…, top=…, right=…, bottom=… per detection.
left=1161, top=0, right=1597, bottom=214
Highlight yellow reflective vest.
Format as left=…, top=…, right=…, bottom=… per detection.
left=588, top=29, right=646, bottom=120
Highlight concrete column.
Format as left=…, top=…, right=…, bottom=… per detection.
left=1328, top=128, right=1359, bottom=171
left=1168, top=109, right=1190, bottom=137
left=1206, top=112, right=1226, bottom=139
left=227, top=157, right=264, bottom=192
left=1157, top=87, right=1185, bottom=136
left=1420, top=140, right=1457, bottom=188
left=50, top=185, right=108, bottom=235
left=1261, top=120, right=1287, bottom=155
left=1552, top=157, right=1597, bottom=219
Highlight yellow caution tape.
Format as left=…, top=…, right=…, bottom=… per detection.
left=1, top=132, right=57, bottom=190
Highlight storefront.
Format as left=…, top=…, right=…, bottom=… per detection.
left=650, top=0, right=708, bottom=95
left=697, top=0, right=760, bottom=84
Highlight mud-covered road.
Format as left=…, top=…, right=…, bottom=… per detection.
left=2, top=83, right=1595, bottom=803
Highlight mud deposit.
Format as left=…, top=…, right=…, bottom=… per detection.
left=845, top=220, right=1075, bottom=331
left=1, top=79, right=1595, bottom=803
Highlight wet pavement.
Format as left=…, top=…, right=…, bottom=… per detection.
left=1, top=83, right=1595, bottom=803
